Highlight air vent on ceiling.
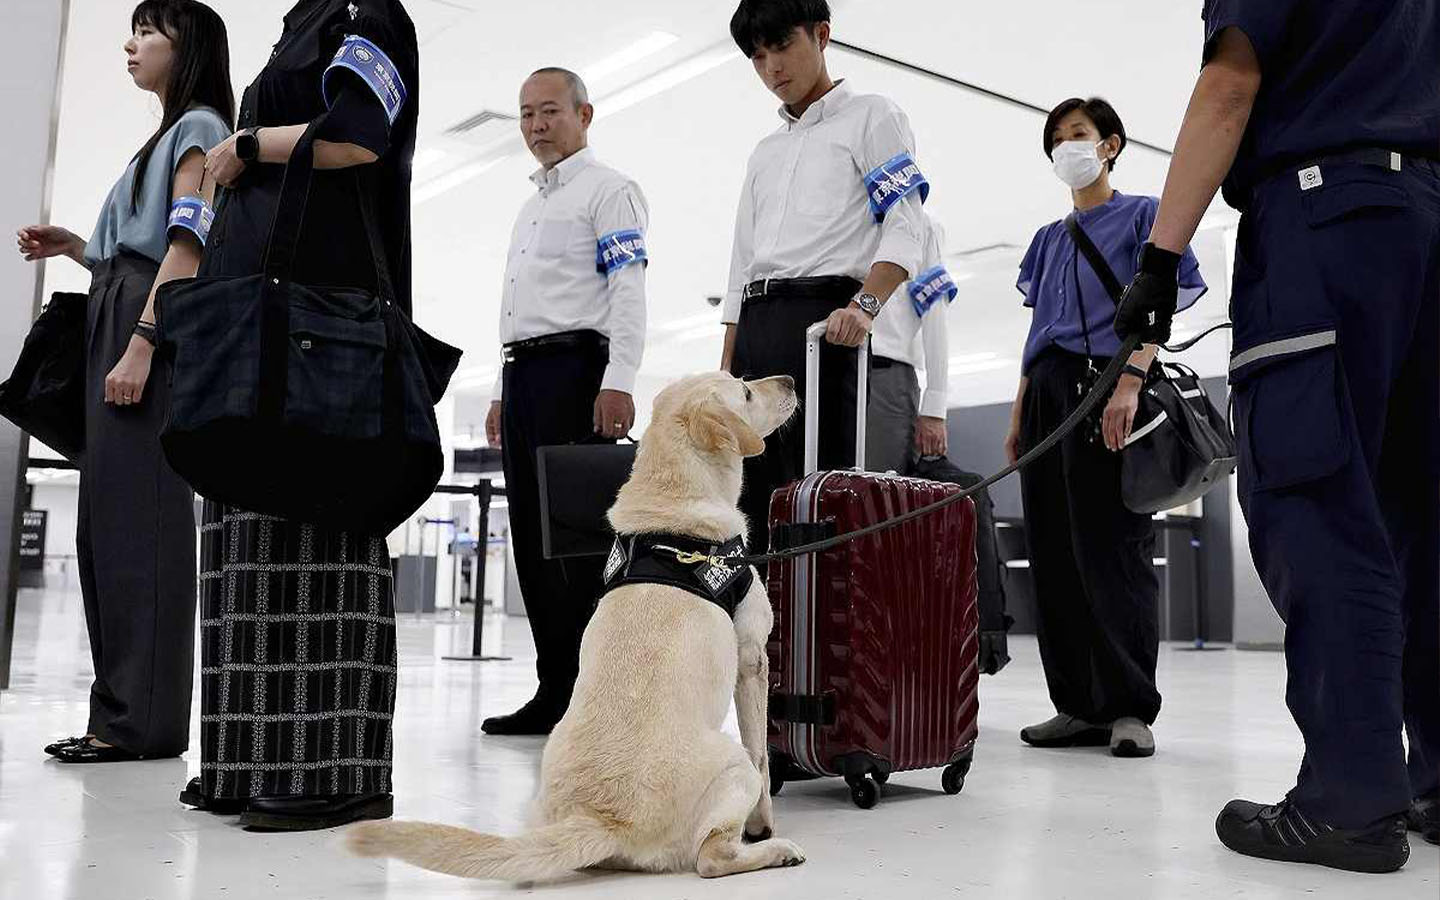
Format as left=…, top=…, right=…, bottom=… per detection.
left=444, top=109, right=519, bottom=145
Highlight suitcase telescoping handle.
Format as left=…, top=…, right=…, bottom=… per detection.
left=803, top=321, right=869, bottom=476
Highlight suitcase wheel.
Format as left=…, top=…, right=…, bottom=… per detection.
left=845, top=774, right=880, bottom=810
left=871, top=769, right=889, bottom=785
left=942, top=758, right=972, bottom=796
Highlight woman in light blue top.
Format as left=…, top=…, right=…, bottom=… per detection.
left=14, top=0, right=233, bottom=764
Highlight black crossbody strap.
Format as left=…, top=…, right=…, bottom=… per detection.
left=1063, top=213, right=1125, bottom=305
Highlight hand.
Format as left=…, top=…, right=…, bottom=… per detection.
left=593, top=390, right=635, bottom=440
left=914, top=416, right=948, bottom=457
left=104, top=336, right=154, bottom=408
left=1003, top=423, right=1021, bottom=467
left=1115, top=243, right=1182, bottom=345
left=1102, top=378, right=1142, bottom=452
left=16, top=225, right=82, bottom=263
left=824, top=304, right=874, bottom=348
left=485, top=401, right=502, bottom=449
left=205, top=132, right=247, bottom=188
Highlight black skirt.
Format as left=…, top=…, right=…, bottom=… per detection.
left=198, top=500, right=396, bottom=799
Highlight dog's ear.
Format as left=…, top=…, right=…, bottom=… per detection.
left=687, top=393, right=766, bottom=458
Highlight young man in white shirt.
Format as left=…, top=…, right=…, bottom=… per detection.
left=868, top=216, right=953, bottom=474
left=721, top=0, right=930, bottom=556
left=484, top=67, right=649, bottom=735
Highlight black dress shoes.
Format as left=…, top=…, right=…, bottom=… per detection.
left=239, top=793, right=393, bottom=832
left=481, top=696, right=565, bottom=736
left=52, top=740, right=152, bottom=764
left=1216, top=797, right=1410, bottom=874
left=1409, top=793, right=1440, bottom=846
left=44, top=736, right=90, bottom=757
left=179, top=778, right=248, bottom=815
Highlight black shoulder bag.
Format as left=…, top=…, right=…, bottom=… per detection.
left=155, top=118, right=462, bottom=534
left=1063, top=213, right=1237, bottom=514
left=0, top=291, right=88, bottom=461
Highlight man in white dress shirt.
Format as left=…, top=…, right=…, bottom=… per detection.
left=721, top=0, right=931, bottom=556
left=483, top=67, right=650, bottom=735
left=867, top=216, right=953, bottom=474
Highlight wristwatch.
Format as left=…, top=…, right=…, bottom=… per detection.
left=852, top=291, right=883, bottom=319
left=235, top=127, right=262, bottom=164
left=1122, top=363, right=1150, bottom=382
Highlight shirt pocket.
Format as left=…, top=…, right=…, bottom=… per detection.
left=792, top=136, right=858, bottom=218
left=536, top=218, right=575, bottom=259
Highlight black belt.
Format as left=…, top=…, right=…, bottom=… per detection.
left=742, top=276, right=862, bottom=303
left=502, top=329, right=608, bottom=364
left=1262, top=147, right=1430, bottom=193
left=871, top=355, right=906, bottom=370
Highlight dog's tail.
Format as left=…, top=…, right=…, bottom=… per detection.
left=345, top=816, right=617, bottom=883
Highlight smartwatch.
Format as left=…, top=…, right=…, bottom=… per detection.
left=235, top=127, right=262, bottom=164
left=853, top=291, right=883, bottom=319
left=1122, top=363, right=1150, bottom=382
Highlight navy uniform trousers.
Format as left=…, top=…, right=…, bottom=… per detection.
left=1230, top=158, right=1440, bottom=828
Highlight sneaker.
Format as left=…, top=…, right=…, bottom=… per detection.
left=1216, top=798, right=1410, bottom=874
left=1110, top=718, right=1155, bottom=758
left=1408, top=794, right=1439, bottom=846
left=1019, top=714, right=1110, bottom=748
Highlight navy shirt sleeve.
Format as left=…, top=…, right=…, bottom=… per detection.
left=1017, top=225, right=1048, bottom=309
left=1202, top=0, right=1300, bottom=68
left=316, top=1, right=416, bottom=155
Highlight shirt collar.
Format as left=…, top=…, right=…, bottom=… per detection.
left=531, top=146, right=595, bottom=190
left=778, top=79, right=852, bottom=129
left=1073, top=190, right=1124, bottom=224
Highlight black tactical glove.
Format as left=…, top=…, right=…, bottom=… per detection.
left=1115, top=243, right=1183, bottom=345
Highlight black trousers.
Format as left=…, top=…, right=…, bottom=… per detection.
left=500, top=343, right=611, bottom=706
left=80, top=253, right=197, bottom=755
left=1019, top=348, right=1161, bottom=726
left=730, top=291, right=863, bottom=558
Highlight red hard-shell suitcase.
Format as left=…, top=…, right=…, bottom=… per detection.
left=766, top=324, right=980, bottom=809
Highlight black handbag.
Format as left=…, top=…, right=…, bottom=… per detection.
left=155, top=120, right=462, bottom=534
left=0, top=291, right=88, bottom=460
left=1063, top=213, right=1237, bottom=514
left=537, top=440, right=637, bottom=559
left=910, top=455, right=1013, bottom=675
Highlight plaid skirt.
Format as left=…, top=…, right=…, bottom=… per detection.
left=198, top=500, right=396, bottom=799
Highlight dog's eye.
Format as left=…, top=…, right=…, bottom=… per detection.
left=743, top=385, right=753, bottom=402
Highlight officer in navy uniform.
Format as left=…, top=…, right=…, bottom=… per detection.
left=483, top=67, right=649, bottom=735
left=722, top=0, right=931, bottom=558
left=1115, top=0, right=1439, bottom=872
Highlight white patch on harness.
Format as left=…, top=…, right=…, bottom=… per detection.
left=1298, top=166, right=1323, bottom=191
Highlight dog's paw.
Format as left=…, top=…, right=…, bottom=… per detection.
left=344, top=821, right=394, bottom=858
left=768, top=838, right=805, bottom=868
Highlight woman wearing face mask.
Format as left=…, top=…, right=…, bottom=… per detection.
left=1004, top=97, right=1206, bottom=760
left=14, top=0, right=233, bottom=764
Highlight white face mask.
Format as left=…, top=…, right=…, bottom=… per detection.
left=1052, top=140, right=1106, bottom=190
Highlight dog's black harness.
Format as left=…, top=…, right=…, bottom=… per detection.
left=601, top=533, right=754, bottom=618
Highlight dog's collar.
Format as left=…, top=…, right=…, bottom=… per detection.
left=602, top=533, right=753, bottom=617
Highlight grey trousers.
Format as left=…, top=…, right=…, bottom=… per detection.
left=866, top=359, right=920, bottom=475
left=79, top=253, right=197, bottom=756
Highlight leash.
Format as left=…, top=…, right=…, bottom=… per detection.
left=728, top=334, right=1143, bottom=567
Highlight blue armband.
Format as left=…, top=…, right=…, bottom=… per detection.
left=324, top=35, right=408, bottom=125
left=596, top=229, right=648, bottom=276
left=864, top=152, right=929, bottom=223
left=167, top=196, right=214, bottom=246
left=908, top=265, right=957, bottom=317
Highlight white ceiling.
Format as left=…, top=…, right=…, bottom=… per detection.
left=41, top=0, right=1238, bottom=446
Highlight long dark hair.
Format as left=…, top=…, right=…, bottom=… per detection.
left=129, top=0, right=235, bottom=210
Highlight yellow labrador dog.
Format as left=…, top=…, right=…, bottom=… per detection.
left=348, top=371, right=800, bottom=881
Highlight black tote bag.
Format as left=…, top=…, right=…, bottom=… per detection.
left=1063, top=213, right=1236, bottom=514
left=155, top=120, right=461, bottom=534
left=537, top=441, right=638, bottom=559
left=0, top=291, right=88, bottom=460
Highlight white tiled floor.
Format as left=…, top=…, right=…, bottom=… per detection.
left=1, top=582, right=1434, bottom=899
